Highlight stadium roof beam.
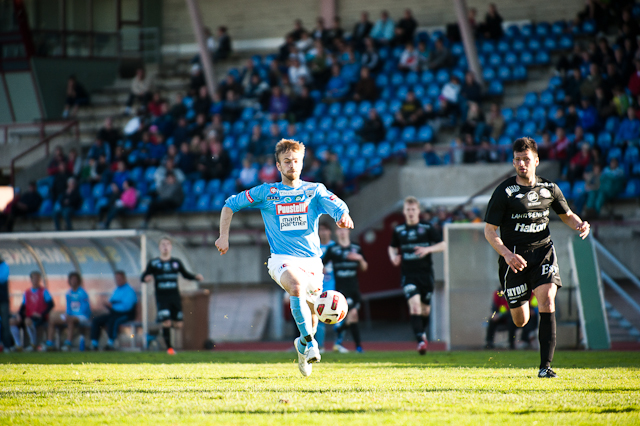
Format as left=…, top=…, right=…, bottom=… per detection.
left=453, top=0, right=484, bottom=85
left=185, top=0, right=217, bottom=97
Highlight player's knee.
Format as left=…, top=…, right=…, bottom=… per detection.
left=539, top=299, right=555, bottom=313
left=513, top=318, right=528, bottom=328
left=24, top=318, right=32, bottom=326
left=162, top=320, right=172, bottom=328
left=173, top=321, right=183, bottom=329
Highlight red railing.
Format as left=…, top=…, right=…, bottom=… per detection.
left=9, top=120, right=79, bottom=186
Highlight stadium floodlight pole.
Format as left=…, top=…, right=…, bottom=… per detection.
left=185, top=0, right=217, bottom=97
left=453, top=0, right=484, bottom=85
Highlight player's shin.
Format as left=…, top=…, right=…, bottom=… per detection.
left=538, top=312, right=556, bottom=369
left=421, top=315, right=430, bottom=341
left=162, top=327, right=172, bottom=349
left=290, top=296, right=315, bottom=348
left=349, top=323, right=362, bottom=348
left=410, top=315, right=425, bottom=342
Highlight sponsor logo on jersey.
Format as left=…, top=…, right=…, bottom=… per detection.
left=516, top=194, right=525, bottom=198
left=276, top=202, right=308, bottom=215
left=527, top=191, right=539, bottom=202
left=514, top=222, right=548, bottom=233
left=295, top=195, right=303, bottom=201
left=266, top=195, right=279, bottom=201
left=329, top=194, right=337, bottom=201
left=279, top=189, right=304, bottom=196
left=540, top=188, right=552, bottom=198
left=542, top=264, right=559, bottom=275
left=536, top=182, right=554, bottom=187
left=172, top=262, right=179, bottom=269
left=305, top=189, right=315, bottom=197
left=511, top=210, right=549, bottom=219
left=506, top=283, right=528, bottom=299
left=269, top=187, right=277, bottom=194
left=505, top=185, right=520, bottom=197
left=245, top=190, right=254, bottom=203
left=279, top=214, right=308, bottom=231
left=284, top=197, right=292, bottom=203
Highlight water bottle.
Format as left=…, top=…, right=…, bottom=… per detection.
left=79, top=336, right=85, bottom=352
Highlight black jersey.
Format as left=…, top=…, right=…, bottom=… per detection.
left=141, top=257, right=197, bottom=296
left=485, top=175, right=570, bottom=250
left=322, top=243, right=363, bottom=294
left=390, top=222, right=442, bottom=276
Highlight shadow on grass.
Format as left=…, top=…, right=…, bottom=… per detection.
left=0, top=351, right=638, bottom=368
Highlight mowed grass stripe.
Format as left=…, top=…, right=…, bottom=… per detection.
left=0, top=351, right=638, bottom=425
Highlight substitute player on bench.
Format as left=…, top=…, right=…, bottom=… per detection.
left=141, top=237, right=203, bottom=355
left=388, top=196, right=445, bottom=355
left=484, top=137, right=590, bottom=378
left=216, top=139, right=353, bottom=377
left=323, top=226, right=367, bottom=353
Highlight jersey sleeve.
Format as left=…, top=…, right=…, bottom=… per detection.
left=484, top=186, right=507, bottom=226
left=321, top=248, right=333, bottom=265
left=176, top=259, right=198, bottom=280
left=140, top=260, right=153, bottom=281
left=550, top=183, right=571, bottom=215
left=43, top=289, right=52, bottom=303
left=224, top=184, right=265, bottom=213
left=428, top=224, right=443, bottom=244
left=389, top=228, right=400, bottom=248
left=315, top=184, right=349, bottom=222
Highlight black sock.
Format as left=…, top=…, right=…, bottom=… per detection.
left=162, top=327, right=172, bottom=349
left=538, top=312, right=556, bottom=369
left=410, top=315, right=424, bottom=342
left=349, top=323, right=362, bottom=348
left=421, top=315, right=431, bottom=341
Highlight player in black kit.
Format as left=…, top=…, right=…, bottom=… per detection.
left=484, top=138, right=590, bottom=378
left=141, top=237, right=203, bottom=354
left=322, top=227, right=368, bottom=353
left=388, top=196, right=445, bottom=355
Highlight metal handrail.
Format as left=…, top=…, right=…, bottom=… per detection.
left=593, top=238, right=640, bottom=290
left=10, top=120, right=79, bottom=187
left=0, top=120, right=75, bottom=145
left=601, top=271, right=640, bottom=315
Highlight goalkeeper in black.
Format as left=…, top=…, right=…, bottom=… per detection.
left=484, top=137, right=590, bottom=378
left=141, top=236, right=203, bottom=354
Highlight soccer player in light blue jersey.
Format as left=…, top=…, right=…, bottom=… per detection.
left=215, top=139, right=354, bottom=377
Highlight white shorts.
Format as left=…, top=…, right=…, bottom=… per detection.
left=267, top=254, right=324, bottom=303
left=60, top=314, right=91, bottom=327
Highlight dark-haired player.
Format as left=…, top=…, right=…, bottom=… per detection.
left=388, top=196, right=445, bottom=355
left=142, top=237, right=203, bottom=355
left=484, top=137, right=590, bottom=378
left=322, top=227, right=367, bottom=353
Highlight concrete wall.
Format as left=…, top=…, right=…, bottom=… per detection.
left=162, top=0, right=584, bottom=46
left=0, top=80, right=12, bottom=124
left=3, top=72, right=41, bottom=123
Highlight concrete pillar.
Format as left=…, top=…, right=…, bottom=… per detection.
left=453, top=0, right=484, bottom=85
left=184, top=0, right=217, bottom=97
left=319, top=0, right=336, bottom=28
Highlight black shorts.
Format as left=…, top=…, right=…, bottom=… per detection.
left=401, top=273, right=434, bottom=305
left=498, top=242, right=562, bottom=308
left=156, top=295, right=183, bottom=322
left=340, top=289, right=362, bottom=311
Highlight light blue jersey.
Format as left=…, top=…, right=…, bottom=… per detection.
left=225, top=182, right=349, bottom=258
left=320, top=240, right=336, bottom=291
left=66, top=287, right=91, bottom=318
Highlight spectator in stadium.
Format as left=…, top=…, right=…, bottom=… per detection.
left=428, top=38, right=451, bottom=71
left=476, top=139, right=499, bottom=163
left=352, top=12, right=373, bottom=50
left=575, top=0, right=607, bottom=33
left=213, top=26, right=232, bottom=61
left=323, top=152, right=345, bottom=196
left=370, top=10, right=395, bottom=45
left=90, top=271, right=137, bottom=351
left=589, top=157, right=627, bottom=217
left=0, top=181, right=42, bottom=232
left=615, top=106, right=640, bottom=145
left=147, top=92, right=164, bottom=118
left=125, top=68, right=153, bottom=115
left=629, top=59, right=640, bottom=97
left=563, top=68, right=583, bottom=105
left=44, top=272, right=91, bottom=351
left=579, top=98, right=600, bottom=133
left=176, top=141, right=197, bottom=179
left=66, top=148, right=81, bottom=177
left=461, top=71, right=483, bottom=105
left=210, top=140, right=233, bottom=181
left=565, top=104, right=579, bottom=132
left=153, top=158, right=185, bottom=192
left=141, top=172, right=184, bottom=228
left=486, top=103, right=505, bottom=141
left=289, top=19, right=306, bottom=42
left=480, top=3, right=504, bottom=40
left=51, top=162, right=71, bottom=202
left=296, top=31, right=313, bottom=54
left=423, top=143, right=442, bottom=166
left=359, top=38, right=381, bottom=74
left=358, top=108, right=386, bottom=143
left=485, top=288, right=517, bottom=350
left=221, top=90, right=243, bottom=122
left=552, top=127, right=571, bottom=173
left=53, top=176, right=82, bottom=231
left=462, top=133, right=477, bottom=164
left=0, top=254, right=12, bottom=351
left=568, top=142, right=593, bottom=184
left=236, top=157, right=259, bottom=191
left=87, top=138, right=112, bottom=163
left=62, top=75, right=89, bottom=118
left=594, top=86, right=615, bottom=119
left=325, top=64, right=350, bottom=101
left=9, top=271, right=53, bottom=351
left=398, top=43, right=419, bottom=72
left=394, top=9, right=417, bottom=47
left=244, top=74, right=270, bottom=109
left=289, top=86, right=315, bottom=123
left=460, top=101, right=485, bottom=138
left=47, top=146, right=66, bottom=176
left=311, top=17, right=329, bottom=47
left=537, top=132, right=554, bottom=161
left=259, top=156, right=279, bottom=183
left=326, top=16, right=344, bottom=46
left=556, top=43, right=584, bottom=76
left=580, top=64, right=603, bottom=101
left=268, top=85, right=290, bottom=118
left=574, top=163, right=601, bottom=216
left=193, top=86, right=212, bottom=117
left=395, top=91, right=424, bottom=127
left=439, top=75, right=462, bottom=121
left=353, top=67, right=377, bottom=102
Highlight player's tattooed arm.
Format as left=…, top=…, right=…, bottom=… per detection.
left=215, top=206, right=234, bottom=255
left=558, top=211, right=590, bottom=239
left=484, top=223, right=527, bottom=273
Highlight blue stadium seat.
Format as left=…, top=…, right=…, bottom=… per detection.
left=539, top=90, right=554, bottom=107
left=427, top=83, right=440, bottom=98
left=413, top=85, right=426, bottom=98
left=392, top=141, right=407, bottom=155
left=548, top=76, right=562, bottom=90
left=535, top=22, right=550, bottom=37
left=401, top=126, right=416, bottom=142
left=395, top=85, right=409, bottom=101
left=95, top=196, right=110, bottom=212
left=421, top=70, right=435, bottom=85
left=489, top=53, right=502, bottom=67
left=350, top=158, right=367, bottom=178
left=457, top=55, right=468, bottom=69
left=335, top=116, right=349, bottom=130
left=206, top=179, right=221, bottom=194
left=406, top=72, right=419, bottom=85
left=343, top=101, right=357, bottom=116
left=312, top=131, right=326, bottom=146
left=487, top=80, right=504, bottom=96
left=361, top=143, right=376, bottom=158
left=502, top=108, right=514, bottom=121
left=532, top=106, right=547, bottom=123
left=535, top=51, right=550, bottom=65
left=519, top=51, right=534, bottom=66
left=328, top=103, right=342, bottom=117
left=211, top=193, right=226, bottom=211
left=77, top=183, right=90, bottom=200
left=516, top=106, right=531, bottom=122
left=237, top=134, right=250, bottom=150
left=557, top=181, right=571, bottom=199
left=312, top=103, right=326, bottom=117
left=624, top=146, right=639, bottom=165
left=551, top=21, right=565, bottom=35
left=528, top=39, right=542, bottom=51
left=192, top=179, right=206, bottom=196
left=435, top=69, right=450, bottom=84
left=511, top=38, right=525, bottom=52
left=482, top=67, right=496, bottom=81
left=452, top=68, right=465, bottom=82
left=342, top=129, right=357, bottom=143
left=512, top=65, right=527, bottom=80
left=497, top=40, right=510, bottom=53
left=505, top=121, right=521, bottom=138
left=38, top=199, right=53, bottom=216
left=607, top=147, right=622, bottom=162
left=522, top=120, right=537, bottom=135
left=417, top=125, right=434, bottom=142
left=222, top=178, right=236, bottom=195
left=367, top=157, right=384, bottom=176
left=388, top=99, right=402, bottom=113
left=572, top=180, right=586, bottom=199
left=304, top=117, right=317, bottom=132
left=604, top=116, right=619, bottom=133
left=481, top=40, right=495, bottom=54
left=387, top=127, right=400, bottom=142
left=505, top=25, right=520, bottom=38
left=375, top=74, right=389, bottom=87
left=345, top=144, right=360, bottom=159
left=559, top=34, right=573, bottom=50
left=584, top=133, right=596, bottom=146
left=377, top=141, right=392, bottom=158
left=521, top=24, right=533, bottom=38
left=582, top=20, right=596, bottom=34
left=554, top=89, right=565, bottom=103
left=543, top=37, right=558, bottom=51
left=181, top=180, right=192, bottom=196
left=134, top=196, right=151, bottom=214
left=315, top=145, right=329, bottom=159
left=350, top=115, right=364, bottom=130
left=621, top=179, right=640, bottom=198
left=331, top=144, right=345, bottom=157
left=381, top=113, right=394, bottom=127
left=240, top=107, right=255, bottom=121
left=144, top=167, right=156, bottom=182
left=498, top=136, right=512, bottom=146
left=79, top=198, right=95, bottom=215
left=223, top=136, right=235, bottom=150
left=92, top=183, right=105, bottom=199
left=327, top=130, right=341, bottom=143
left=597, top=132, right=612, bottom=150
left=504, top=51, right=518, bottom=66
left=319, top=116, right=333, bottom=131
left=391, top=72, right=404, bottom=86
left=451, top=42, right=464, bottom=56
left=497, top=66, right=512, bottom=81
left=232, top=121, right=245, bottom=135
left=358, top=101, right=372, bottom=116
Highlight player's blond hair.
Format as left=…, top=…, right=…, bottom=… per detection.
left=275, top=139, right=305, bottom=163
left=404, top=196, right=421, bottom=209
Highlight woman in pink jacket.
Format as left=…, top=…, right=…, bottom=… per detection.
left=98, top=179, right=138, bottom=229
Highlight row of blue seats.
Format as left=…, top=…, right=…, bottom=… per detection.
left=557, top=178, right=640, bottom=201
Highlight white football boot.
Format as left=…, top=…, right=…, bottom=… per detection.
left=294, top=337, right=312, bottom=377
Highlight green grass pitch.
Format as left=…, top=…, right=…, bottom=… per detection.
left=1, top=351, right=639, bottom=425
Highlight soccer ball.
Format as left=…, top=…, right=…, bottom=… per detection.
left=314, top=290, right=348, bottom=325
